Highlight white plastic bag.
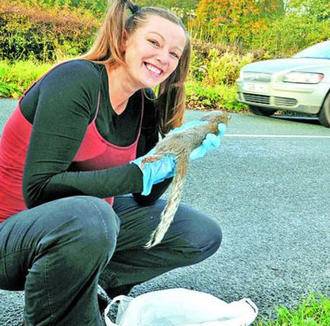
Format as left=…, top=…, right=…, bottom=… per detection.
left=104, top=288, right=258, bottom=326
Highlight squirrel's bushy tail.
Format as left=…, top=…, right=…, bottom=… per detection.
left=145, top=154, right=188, bottom=249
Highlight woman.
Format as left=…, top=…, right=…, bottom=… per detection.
left=0, top=0, right=223, bottom=324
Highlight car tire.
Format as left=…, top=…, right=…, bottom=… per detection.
left=319, top=93, right=330, bottom=128
left=249, top=105, right=277, bottom=116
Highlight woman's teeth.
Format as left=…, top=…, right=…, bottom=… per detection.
left=145, top=63, right=162, bottom=76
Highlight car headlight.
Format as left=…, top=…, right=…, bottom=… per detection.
left=283, top=72, right=324, bottom=84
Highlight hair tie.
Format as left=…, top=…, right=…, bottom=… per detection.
left=130, top=4, right=140, bottom=14
left=124, top=0, right=141, bottom=14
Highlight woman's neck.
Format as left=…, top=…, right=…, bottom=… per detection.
left=105, top=63, right=139, bottom=115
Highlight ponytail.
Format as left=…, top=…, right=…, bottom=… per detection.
left=81, top=0, right=127, bottom=67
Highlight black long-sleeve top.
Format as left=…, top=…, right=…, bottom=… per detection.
left=19, top=59, right=171, bottom=208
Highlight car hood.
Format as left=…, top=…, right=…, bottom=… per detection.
left=242, top=58, right=330, bottom=73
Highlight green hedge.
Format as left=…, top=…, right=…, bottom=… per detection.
left=0, top=0, right=98, bottom=62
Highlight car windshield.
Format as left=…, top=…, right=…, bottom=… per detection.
left=293, top=41, right=330, bottom=59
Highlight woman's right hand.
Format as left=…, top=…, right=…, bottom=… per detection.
left=131, top=151, right=176, bottom=196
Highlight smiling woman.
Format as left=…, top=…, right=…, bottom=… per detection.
left=81, top=1, right=191, bottom=134
left=0, top=0, right=223, bottom=325
left=104, top=15, right=187, bottom=114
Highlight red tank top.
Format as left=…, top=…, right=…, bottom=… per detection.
left=0, top=93, right=143, bottom=222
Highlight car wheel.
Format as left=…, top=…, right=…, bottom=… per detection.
left=319, top=93, right=330, bottom=128
left=248, top=105, right=277, bottom=116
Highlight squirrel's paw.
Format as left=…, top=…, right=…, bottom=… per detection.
left=141, top=155, right=162, bottom=166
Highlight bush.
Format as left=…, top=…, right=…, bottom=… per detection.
left=0, top=0, right=98, bottom=62
left=11, top=0, right=107, bottom=17
left=203, top=50, right=254, bottom=86
left=190, top=40, right=258, bottom=86
left=186, top=81, right=247, bottom=112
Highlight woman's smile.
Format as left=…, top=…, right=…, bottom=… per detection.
left=144, top=62, right=164, bottom=78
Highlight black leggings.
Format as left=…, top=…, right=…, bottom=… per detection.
left=0, top=195, right=222, bottom=325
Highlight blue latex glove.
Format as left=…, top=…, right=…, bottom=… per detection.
left=131, top=151, right=176, bottom=196
left=170, top=120, right=227, bottom=160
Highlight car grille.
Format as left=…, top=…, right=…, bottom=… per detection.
left=274, top=96, right=297, bottom=107
left=243, top=93, right=270, bottom=104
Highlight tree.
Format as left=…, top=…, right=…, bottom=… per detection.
left=191, top=0, right=285, bottom=47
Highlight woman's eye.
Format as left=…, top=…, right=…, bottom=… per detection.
left=170, top=52, right=180, bottom=59
left=148, top=39, right=160, bottom=47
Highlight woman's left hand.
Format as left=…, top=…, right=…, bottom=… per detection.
left=169, top=121, right=227, bottom=160
left=190, top=123, right=226, bottom=160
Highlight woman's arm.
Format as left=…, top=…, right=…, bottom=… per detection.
left=23, top=61, right=143, bottom=208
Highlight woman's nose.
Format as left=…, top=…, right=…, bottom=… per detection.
left=156, top=50, right=169, bottom=66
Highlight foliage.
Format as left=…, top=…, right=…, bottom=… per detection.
left=0, top=0, right=98, bottom=62
left=250, top=14, right=330, bottom=57
left=139, top=0, right=198, bottom=24
left=188, top=0, right=328, bottom=57
left=203, top=50, right=254, bottom=86
left=139, top=0, right=198, bottom=11
left=0, top=0, right=197, bottom=62
left=0, top=60, right=51, bottom=98
left=190, top=0, right=285, bottom=47
left=190, top=39, right=266, bottom=85
left=11, top=0, right=107, bottom=16
left=288, top=0, right=330, bottom=21
left=257, top=293, right=330, bottom=326
left=3, top=0, right=328, bottom=61
left=186, top=81, right=247, bottom=112
left=16, top=0, right=199, bottom=17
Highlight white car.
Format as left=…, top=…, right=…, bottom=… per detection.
left=236, top=41, right=330, bottom=127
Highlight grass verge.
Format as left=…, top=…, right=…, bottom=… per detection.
left=0, top=60, right=248, bottom=113
left=0, top=60, right=52, bottom=98
left=257, top=294, right=330, bottom=326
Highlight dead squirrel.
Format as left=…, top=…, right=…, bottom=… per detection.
left=142, top=111, right=230, bottom=248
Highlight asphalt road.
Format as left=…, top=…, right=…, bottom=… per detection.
left=0, top=99, right=329, bottom=325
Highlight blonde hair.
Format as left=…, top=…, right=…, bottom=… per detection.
left=80, top=0, right=191, bottom=135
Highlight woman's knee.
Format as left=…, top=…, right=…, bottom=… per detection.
left=174, top=205, right=222, bottom=263
left=0, top=196, right=120, bottom=290
left=190, top=217, right=222, bottom=260
left=67, top=196, right=120, bottom=251
left=39, top=196, right=120, bottom=261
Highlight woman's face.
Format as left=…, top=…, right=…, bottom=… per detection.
left=123, top=15, right=187, bottom=89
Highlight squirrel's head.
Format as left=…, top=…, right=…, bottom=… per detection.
left=200, top=111, right=230, bottom=125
